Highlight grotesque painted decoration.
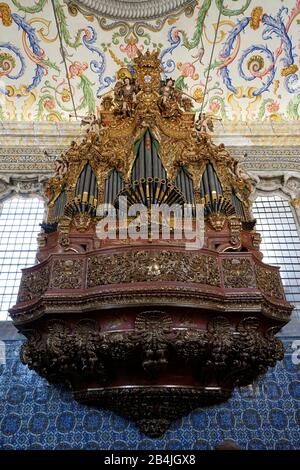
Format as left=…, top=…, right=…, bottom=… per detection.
left=1, top=1, right=300, bottom=122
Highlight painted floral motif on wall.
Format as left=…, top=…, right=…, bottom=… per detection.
left=0, top=0, right=300, bottom=122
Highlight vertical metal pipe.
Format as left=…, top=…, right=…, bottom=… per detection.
left=202, top=167, right=210, bottom=203
left=107, top=172, right=113, bottom=205
left=77, top=166, right=85, bottom=197
left=152, top=140, right=158, bottom=178
left=104, top=174, right=109, bottom=204
left=144, top=131, right=151, bottom=178
left=139, top=137, right=145, bottom=179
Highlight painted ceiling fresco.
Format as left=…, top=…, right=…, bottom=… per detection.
left=1, top=0, right=300, bottom=122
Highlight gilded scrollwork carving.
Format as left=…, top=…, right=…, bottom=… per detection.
left=228, top=216, right=242, bottom=247
left=72, top=213, right=95, bottom=232
left=222, top=258, right=256, bottom=288
left=87, top=251, right=221, bottom=287
left=208, top=212, right=226, bottom=231
left=17, top=265, right=50, bottom=302
left=41, top=50, right=254, bottom=228
left=51, top=259, right=84, bottom=289
left=256, top=264, right=284, bottom=300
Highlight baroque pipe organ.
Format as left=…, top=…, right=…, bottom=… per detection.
left=11, top=51, right=292, bottom=437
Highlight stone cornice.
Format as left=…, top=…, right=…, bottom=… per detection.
left=1, top=120, right=300, bottom=146
left=212, top=121, right=300, bottom=148
left=0, top=121, right=299, bottom=174
left=0, top=121, right=81, bottom=147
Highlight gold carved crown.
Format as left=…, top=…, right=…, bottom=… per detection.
left=134, top=49, right=161, bottom=69
left=133, top=50, right=162, bottom=91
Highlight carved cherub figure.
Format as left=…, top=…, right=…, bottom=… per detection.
left=81, top=114, right=101, bottom=134
left=195, top=112, right=214, bottom=133
left=101, top=95, right=114, bottom=111
left=54, top=156, right=68, bottom=180
left=44, top=151, right=68, bottom=180
left=180, top=96, right=193, bottom=112
left=70, top=140, right=79, bottom=150
left=160, top=78, right=176, bottom=106
left=158, top=78, right=182, bottom=118
left=43, top=153, right=67, bottom=203
left=114, top=77, right=137, bottom=116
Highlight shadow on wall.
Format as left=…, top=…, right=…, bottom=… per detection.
left=215, top=439, right=241, bottom=450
